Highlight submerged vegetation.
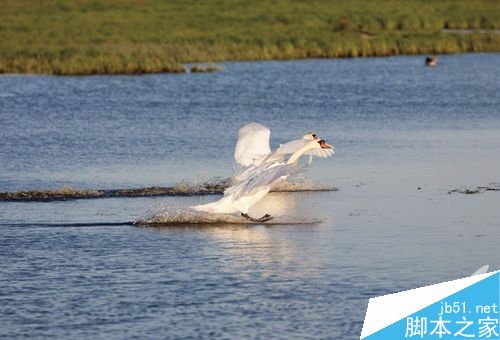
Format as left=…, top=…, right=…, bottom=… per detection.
left=0, top=182, right=227, bottom=201
left=0, top=0, right=499, bottom=75
left=0, top=178, right=337, bottom=201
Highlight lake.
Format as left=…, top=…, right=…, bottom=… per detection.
left=1, top=53, right=499, bottom=339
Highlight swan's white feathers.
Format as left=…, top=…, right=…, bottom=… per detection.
left=234, top=123, right=271, bottom=167
left=225, top=163, right=300, bottom=200
left=306, top=148, right=335, bottom=158
left=275, top=139, right=309, bottom=156
left=275, top=139, right=335, bottom=158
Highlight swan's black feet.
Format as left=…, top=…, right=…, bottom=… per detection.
left=259, top=214, right=273, bottom=222
left=241, top=213, right=273, bottom=223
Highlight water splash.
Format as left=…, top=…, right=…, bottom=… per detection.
left=135, top=202, right=322, bottom=226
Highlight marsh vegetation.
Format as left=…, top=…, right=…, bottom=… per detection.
left=1, top=0, right=499, bottom=75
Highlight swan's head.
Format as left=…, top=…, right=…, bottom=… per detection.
left=287, top=139, right=335, bottom=164
left=303, top=132, right=319, bottom=141
left=305, top=139, right=334, bottom=151
left=317, top=139, right=333, bottom=149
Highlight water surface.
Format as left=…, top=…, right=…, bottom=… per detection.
left=1, top=53, right=499, bottom=339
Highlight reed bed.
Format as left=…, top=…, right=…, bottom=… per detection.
left=0, top=0, right=499, bottom=75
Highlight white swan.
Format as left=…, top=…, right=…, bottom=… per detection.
left=193, top=138, right=334, bottom=222
left=232, top=123, right=335, bottom=184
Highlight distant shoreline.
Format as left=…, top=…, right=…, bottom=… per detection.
left=2, top=42, right=499, bottom=76
left=1, top=0, right=499, bottom=75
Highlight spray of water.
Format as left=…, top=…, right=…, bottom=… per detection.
left=135, top=193, right=324, bottom=226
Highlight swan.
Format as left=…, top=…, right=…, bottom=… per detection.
left=231, top=123, right=335, bottom=184
left=193, top=138, right=334, bottom=222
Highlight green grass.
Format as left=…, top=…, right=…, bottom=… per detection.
left=0, top=0, right=499, bottom=75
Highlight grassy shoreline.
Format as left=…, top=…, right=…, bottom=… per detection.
left=1, top=0, right=499, bottom=75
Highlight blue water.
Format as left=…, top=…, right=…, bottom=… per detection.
left=1, top=53, right=499, bottom=338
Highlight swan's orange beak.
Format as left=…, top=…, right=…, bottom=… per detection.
left=319, top=140, right=333, bottom=149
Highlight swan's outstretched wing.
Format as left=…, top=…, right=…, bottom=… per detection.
left=234, top=123, right=271, bottom=167
left=233, top=137, right=335, bottom=183
left=305, top=148, right=335, bottom=158
left=274, top=139, right=309, bottom=156
left=225, top=163, right=300, bottom=199
left=234, top=138, right=305, bottom=175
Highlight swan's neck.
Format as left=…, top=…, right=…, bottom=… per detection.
left=286, top=142, right=316, bottom=165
